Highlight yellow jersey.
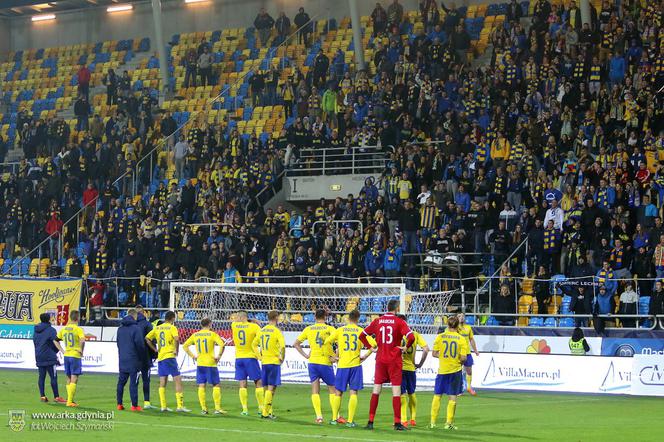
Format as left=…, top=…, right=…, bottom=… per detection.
left=296, top=323, right=336, bottom=366
left=231, top=321, right=261, bottom=359
left=326, top=323, right=376, bottom=368
left=183, top=329, right=225, bottom=367
left=146, top=323, right=179, bottom=361
left=433, top=330, right=469, bottom=374
left=402, top=331, right=428, bottom=372
left=457, top=324, right=474, bottom=347
left=57, top=324, right=85, bottom=358
left=398, top=179, right=412, bottom=200
left=252, top=324, right=285, bottom=365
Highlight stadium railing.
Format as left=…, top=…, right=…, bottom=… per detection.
left=4, top=9, right=328, bottom=276
left=285, top=145, right=387, bottom=176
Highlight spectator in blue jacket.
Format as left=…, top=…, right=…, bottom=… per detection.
left=383, top=238, right=403, bottom=278
left=116, top=308, right=147, bottom=410
left=135, top=305, right=154, bottom=409
left=33, top=313, right=65, bottom=403
left=365, top=242, right=385, bottom=280
left=454, top=184, right=471, bottom=213
left=608, top=52, right=626, bottom=86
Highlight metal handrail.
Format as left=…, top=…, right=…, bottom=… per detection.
left=130, top=9, right=328, bottom=196
left=286, top=144, right=387, bottom=176
left=243, top=169, right=285, bottom=215
left=476, top=312, right=661, bottom=331
left=311, top=219, right=364, bottom=236
left=4, top=11, right=328, bottom=276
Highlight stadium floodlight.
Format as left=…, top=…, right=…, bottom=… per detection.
left=184, top=0, right=208, bottom=3
left=169, top=282, right=455, bottom=336
left=31, top=14, right=56, bottom=21
left=107, top=4, right=133, bottom=13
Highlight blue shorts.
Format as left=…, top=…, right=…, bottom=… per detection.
left=401, top=370, right=417, bottom=395
left=463, top=354, right=474, bottom=367
left=235, top=358, right=261, bottom=381
left=196, top=366, right=220, bottom=385
left=157, top=358, right=180, bottom=377
left=64, top=357, right=82, bottom=376
left=261, top=364, right=281, bottom=386
left=434, top=371, right=464, bottom=396
left=309, top=363, right=335, bottom=385
left=334, top=366, right=363, bottom=392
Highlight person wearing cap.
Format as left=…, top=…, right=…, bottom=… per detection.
left=383, top=238, right=403, bottom=279
left=365, top=242, right=385, bottom=282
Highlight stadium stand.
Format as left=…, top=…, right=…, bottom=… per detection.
left=0, top=0, right=663, bottom=328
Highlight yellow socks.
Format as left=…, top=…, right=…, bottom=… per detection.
left=239, top=387, right=248, bottom=412
left=198, top=387, right=207, bottom=411
left=467, top=374, right=473, bottom=389
left=430, top=395, right=442, bottom=426
left=213, top=386, right=222, bottom=411
left=400, top=395, right=408, bottom=423
left=409, top=393, right=418, bottom=422
left=158, top=387, right=167, bottom=409
left=66, top=383, right=76, bottom=405
left=255, top=387, right=265, bottom=413
left=446, top=399, right=457, bottom=424
left=331, top=394, right=341, bottom=421
left=175, top=392, right=184, bottom=409
left=348, top=394, right=358, bottom=423
left=311, top=393, right=322, bottom=418
left=263, top=390, right=273, bottom=417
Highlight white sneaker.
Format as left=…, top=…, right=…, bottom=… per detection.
left=143, top=404, right=157, bottom=410
left=214, top=409, right=227, bottom=415
left=160, top=407, right=172, bottom=412
left=176, top=407, right=191, bottom=413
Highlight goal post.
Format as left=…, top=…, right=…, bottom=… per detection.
left=169, top=282, right=456, bottom=335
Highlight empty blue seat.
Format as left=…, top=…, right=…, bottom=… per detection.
left=486, top=316, right=498, bottom=326
left=139, top=291, right=148, bottom=305
left=303, top=313, right=315, bottom=323
left=543, top=317, right=556, bottom=327
left=529, top=317, right=544, bottom=327
left=184, top=311, right=197, bottom=320
left=118, top=292, right=128, bottom=305
left=465, top=315, right=475, bottom=325
left=559, top=318, right=575, bottom=327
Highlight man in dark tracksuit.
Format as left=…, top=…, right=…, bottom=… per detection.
left=116, top=309, right=147, bottom=410
left=33, top=313, right=66, bottom=403
left=136, top=305, right=155, bottom=408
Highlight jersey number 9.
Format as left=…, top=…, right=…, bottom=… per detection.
left=238, top=329, right=246, bottom=346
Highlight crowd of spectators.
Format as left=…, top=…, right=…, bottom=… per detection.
left=1, top=1, right=664, bottom=325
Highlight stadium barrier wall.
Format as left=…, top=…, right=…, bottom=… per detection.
left=0, top=278, right=82, bottom=326
left=1, top=338, right=663, bottom=396
left=2, top=325, right=660, bottom=357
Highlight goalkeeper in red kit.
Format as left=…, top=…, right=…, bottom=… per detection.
left=359, top=299, right=414, bottom=431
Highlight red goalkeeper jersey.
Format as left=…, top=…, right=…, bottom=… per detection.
left=360, top=313, right=414, bottom=364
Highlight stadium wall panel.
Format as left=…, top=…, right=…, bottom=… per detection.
left=3, top=338, right=663, bottom=396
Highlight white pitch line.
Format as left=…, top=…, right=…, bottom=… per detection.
left=0, top=413, right=404, bottom=442
left=112, top=420, right=405, bottom=442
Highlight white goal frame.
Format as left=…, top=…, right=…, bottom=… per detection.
left=169, top=282, right=408, bottom=314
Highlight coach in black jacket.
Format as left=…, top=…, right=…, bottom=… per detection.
left=116, top=309, right=147, bottom=409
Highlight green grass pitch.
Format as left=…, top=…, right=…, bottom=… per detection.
left=0, top=369, right=661, bottom=441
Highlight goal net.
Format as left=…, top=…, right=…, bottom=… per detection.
left=169, top=283, right=455, bottom=335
